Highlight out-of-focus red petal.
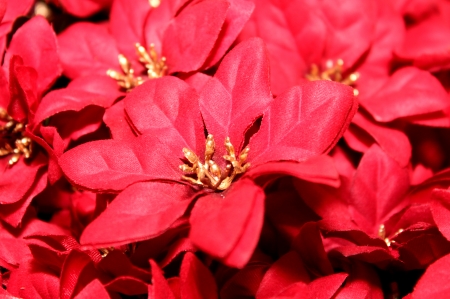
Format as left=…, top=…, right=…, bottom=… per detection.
left=0, top=167, right=47, bottom=227
left=409, top=253, right=450, bottom=298
left=149, top=260, right=176, bottom=299
left=5, top=16, right=61, bottom=95
left=52, top=0, right=112, bottom=18
left=361, top=67, right=450, bottom=125
left=256, top=251, right=310, bottom=299
left=7, top=55, right=37, bottom=123
left=0, top=238, right=30, bottom=270
left=249, top=81, right=357, bottom=166
left=80, top=182, right=194, bottom=247
left=74, top=279, right=111, bottom=299
left=199, top=38, right=272, bottom=149
left=190, top=178, right=264, bottom=268
left=104, top=276, right=148, bottom=296
left=163, top=0, right=229, bottom=73
left=58, top=22, right=119, bottom=79
left=431, top=188, right=450, bottom=241
left=180, top=253, right=218, bottom=299
left=345, top=111, right=412, bottom=167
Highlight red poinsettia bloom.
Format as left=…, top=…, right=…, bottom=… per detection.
left=239, top=0, right=450, bottom=168
left=296, top=145, right=450, bottom=269
left=59, top=38, right=357, bottom=268
left=57, top=0, right=254, bottom=91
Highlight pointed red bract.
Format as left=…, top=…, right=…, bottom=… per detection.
left=409, top=253, right=450, bottom=298
left=80, top=182, right=194, bottom=247
left=190, top=179, right=264, bottom=268
left=163, top=0, right=229, bottom=73
left=249, top=81, right=357, bottom=166
left=180, top=253, right=218, bottom=299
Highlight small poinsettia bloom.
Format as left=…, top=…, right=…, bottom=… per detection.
left=57, top=0, right=254, bottom=92
left=239, top=0, right=450, bottom=168
left=297, top=145, right=450, bottom=269
left=59, top=38, right=357, bottom=268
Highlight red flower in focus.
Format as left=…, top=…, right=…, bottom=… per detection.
left=59, top=38, right=357, bottom=267
left=57, top=0, right=254, bottom=91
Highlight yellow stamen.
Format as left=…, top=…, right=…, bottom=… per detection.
left=378, top=224, right=404, bottom=247
left=0, top=108, right=32, bottom=166
left=306, top=59, right=359, bottom=96
left=107, top=43, right=167, bottom=91
left=180, top=134, right=250, bottom=191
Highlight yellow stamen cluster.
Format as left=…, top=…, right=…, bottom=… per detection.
left=378, top=224, right=404, bottom=247
left=0, top=108, right=32, bottom=166
left=180, top=134, right=250, bottom=191
left=107, top=43, right=167, bottom=91
left=306, top=59, right=360, bottom=96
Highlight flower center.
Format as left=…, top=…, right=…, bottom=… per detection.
left=0, top=108, right=32, bottom=166
left=180, top=134, right=250, bottom=191
left=378, top=224, right=404, bottom=247
left=306, top=59, right=359, bottom=96
left=107, top=43, right=167, bottom=91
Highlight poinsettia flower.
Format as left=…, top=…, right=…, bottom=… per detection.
left=59, top=38, right=357, bottom=267
left=297, top=144, right=450, bottom=269
left=58, top=0, right=254, bottom=91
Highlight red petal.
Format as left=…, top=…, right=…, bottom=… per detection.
left=74, top=280, right=111, bottom=299
left=249, top=81, right=357, bottom=166
left=349, top=145, right=410, bottom=236
left=5, top=16, right=61, bottom=95
left=0, top=238, right=30, bottom=270
left=256, top=251, right=310, bottom=299
left=199, top=38, right=272, bottom=149
left=360, top=67, right=450, bottom=125
left=409, top=253, right=450, bottom=298
left=7, top=55, right=37, bottom=122
left=56, top=0, right=112, bottom=18
left=80, top=182, right=194, bottom=247
left=59, top=134, right=180, bottom=192
left=345, top=111, right=412, bottom=167
left=35, top=74, right=120, bottom=125
left=180, top=253, right=218, bottom=299
left=334, top=262, right=383, bottom=299
left=163, top=0, right=229, bottom=73
left=203, top=0, right=254, bottom=68
left=0, top=167, right=47, bottom=227
left=149, top=260, right=176, bottom=299
left=104, top=276, right=148, bottom=296
left=58, top=22, right=119, bottom=79
left=431, top=188, right=450, bottom=241
left=60, top=250, right=95, bottom=299
left=124, top=77, right=204, bottom=151
left=190, top=178, right=264, bottom=268
left=109, top=0, right=149, bottom=59
left=103, top=101, right=136, bottom=141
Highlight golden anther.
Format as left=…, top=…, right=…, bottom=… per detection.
left=180, top=134, right=250, bottom=191
left=99, top=247, right=115, bottom=258
left=107, top=43, right=167, bottom=91
left=0, top=110, right=33, bottom=166
left=306, top=59, right=359, bottom=96
left=378, top=224, right=404, bottom=247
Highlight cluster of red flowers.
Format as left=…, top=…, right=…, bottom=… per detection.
left=1, top=0, right=450, bottom=297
